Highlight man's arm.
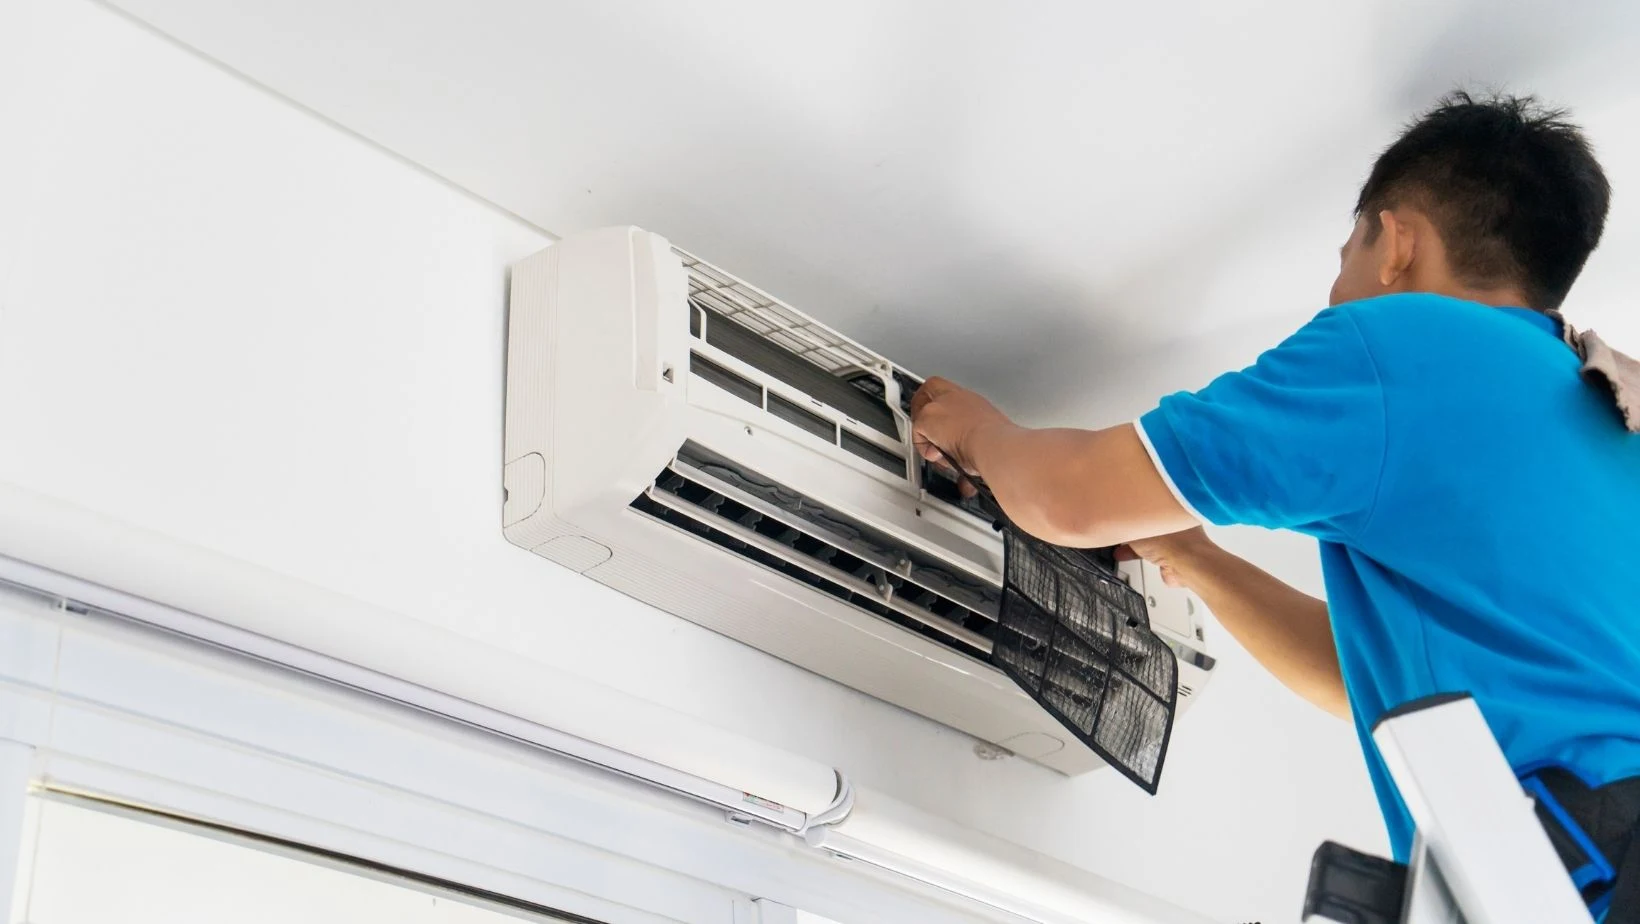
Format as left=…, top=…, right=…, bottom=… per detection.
left=910, top=378, right=1351, bottom=715
left=1124, top=528, right=1349, bottom=718
left=911, top=308, right=1382, bottom=719
left=910, top=377, right=1351, bottom=716
left=910, top=377, right=1198, bottom=548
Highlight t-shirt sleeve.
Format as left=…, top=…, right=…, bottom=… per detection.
left=1137, top=306, right=1387, bottom=533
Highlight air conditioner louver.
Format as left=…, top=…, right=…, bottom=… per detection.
left=633, top=443, right=999, bottom=659
left=629, top=444, right=1175, bottom=729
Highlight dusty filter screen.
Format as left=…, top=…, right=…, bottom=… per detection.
left=971, top=485, right=1179, bottom=792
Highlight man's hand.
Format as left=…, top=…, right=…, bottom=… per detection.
left=1122, top=526, right=1349, bottom=718
left=1116, top=526, right=1216, bottom=589
left=909, top=376, right=1015, bottom=476
left=908, top=376, right=1194, bottom=547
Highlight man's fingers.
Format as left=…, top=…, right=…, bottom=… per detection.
left=911, top=377, right=984, bottom=480
left=919, top=375, right=954, bottom=395
left=911, top=385, right=949, bottom=460
left=916, top=435, right=971, bottom=485
left=1113, top=544, right=1139, bottom=562
left=924, top=445, right=959, bottom=473
left=910, top=376, right=954, bottom=416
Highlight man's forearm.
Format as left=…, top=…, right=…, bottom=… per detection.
left=909, top=378, right=1348, bottom=716
left=1170, top=540, right=1349, bottom=718
left=963, top=421, right=1197, bottom=548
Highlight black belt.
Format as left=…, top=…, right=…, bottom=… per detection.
left=1527, top=767, right=1640, bottom=922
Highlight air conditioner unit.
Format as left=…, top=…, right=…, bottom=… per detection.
left=502, top=227, right=1215, bottom=775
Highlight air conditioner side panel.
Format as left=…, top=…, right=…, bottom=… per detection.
left=503, top=245, right=561, bottom=549
left=504, top=227, right=689, bottom=552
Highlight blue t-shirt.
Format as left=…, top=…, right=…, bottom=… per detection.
left=1139, top=293, right=1640, bottom=860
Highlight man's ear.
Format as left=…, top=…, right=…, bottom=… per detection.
left=1375, top=208, right=1416, bottom=288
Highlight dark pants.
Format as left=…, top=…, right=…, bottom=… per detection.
left=1534, top=768, right=1640, bottom=922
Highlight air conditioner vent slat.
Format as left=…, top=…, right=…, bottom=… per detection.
left=634, top=450, right=1134, bottom=716
left=670, top=447, right=999, bottom=618
left=634, top=479, right=993, bottom=660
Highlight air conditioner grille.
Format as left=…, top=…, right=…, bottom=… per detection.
left=840, top=430, right=907, bottom=476
left=691, top=304, right=898, bottom=439
left=690, top=353, right=763, bottom=408
left=679, top=253, right=882, bottom=377
left=688, top=352, right=909, bottom=479
left=767, top=392, right=838, bottom=444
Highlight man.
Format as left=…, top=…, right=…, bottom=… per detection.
left=911, top=92, right=1640, bottom=917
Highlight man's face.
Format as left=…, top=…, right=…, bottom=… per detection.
left=1329, top=214, right=1384, bottom=306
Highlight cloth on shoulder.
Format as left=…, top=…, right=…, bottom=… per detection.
left=1549, top=309, right=1640, bottom=433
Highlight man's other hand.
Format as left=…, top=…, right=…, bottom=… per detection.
left=1120, top=526, right=1348, bottom=717
left=1115, top=527, right=1217, bottom=590
left=909, top=376, right=1014, bottom=476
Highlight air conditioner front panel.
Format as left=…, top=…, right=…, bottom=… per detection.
left=677, top=402, right=1004, bottom=586
left=503, top=227, right=1215, bottom=776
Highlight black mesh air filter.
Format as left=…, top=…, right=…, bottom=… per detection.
left=967, top=481, right=1179, bottom=793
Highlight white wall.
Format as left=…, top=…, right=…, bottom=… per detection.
left=0, top=2, right=1386, bottom=921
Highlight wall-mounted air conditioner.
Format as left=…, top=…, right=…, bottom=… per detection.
left=502, top=227, right=1215, bottom=775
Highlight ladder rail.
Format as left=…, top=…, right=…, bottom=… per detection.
left=1304, top=693, right=1596, bottom=923
left=1373, top=694, right=1592, bottom=923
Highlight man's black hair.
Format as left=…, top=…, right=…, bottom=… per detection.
left=1355, top=90, right=1611, bottom=310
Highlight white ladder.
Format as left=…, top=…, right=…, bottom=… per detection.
left=1303, top=694, right=1596, bottom=923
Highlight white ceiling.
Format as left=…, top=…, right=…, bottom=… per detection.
left=103, top=0, right=1640, bottom=417
left=49, top=5, right=1640, bottom=914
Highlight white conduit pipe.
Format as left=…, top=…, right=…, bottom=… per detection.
left=805, top=789, right=1215, bottom=924
left=0, top=483, right=836, bottom=828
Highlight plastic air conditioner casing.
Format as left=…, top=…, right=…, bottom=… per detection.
left=503, top=226, right=1215, bottom=775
